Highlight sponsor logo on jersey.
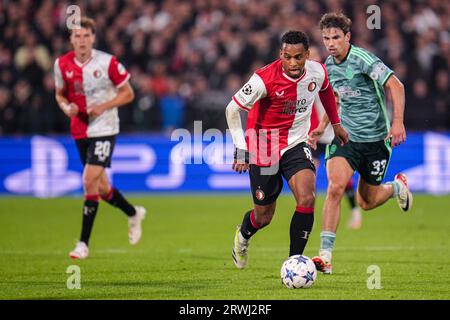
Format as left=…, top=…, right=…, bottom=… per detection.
left=282, top=99, right=308, bottom=115
left=275, top=90, right=284, bottom=97
left=336, top=86, right=361, bottom=98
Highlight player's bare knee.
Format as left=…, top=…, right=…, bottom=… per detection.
left=358, top=201, right=370, bottom=211
left=82, top=176, right=95, bottom=190
left=83, top=174, right=101, bottom=192
left=327, top=182, right=346, bottom=200
left=297, top=193, right=315, bottom=209
left=357, top=195, right=374, bottom=211
left=98, top=184, right=110, bottom=196
left=98, top=179, right=110, bottom=196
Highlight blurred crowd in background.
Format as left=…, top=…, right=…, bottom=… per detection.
left=0, top=0, right=449, bottom=135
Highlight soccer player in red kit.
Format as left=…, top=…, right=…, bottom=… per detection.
left=54, top=17, right=146, bottom=259
left=225, top=31, right=348, bottom=269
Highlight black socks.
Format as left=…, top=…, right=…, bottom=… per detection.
left=289, top=206, right=314, bottom=256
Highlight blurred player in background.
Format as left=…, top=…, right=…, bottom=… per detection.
left=308, top=46, right=362, bottom=230
left=54, top=17, right=146, bottom=259
left=310, top=13, right=413, bottom=274
left=225, top=31, right=348, bottom=269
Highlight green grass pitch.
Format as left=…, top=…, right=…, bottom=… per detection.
left=0, top=194, right=449, bottom=300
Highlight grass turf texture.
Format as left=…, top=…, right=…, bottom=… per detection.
left=0, top=194, right=449, bottom=300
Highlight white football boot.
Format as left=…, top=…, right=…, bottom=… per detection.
left=348, top=207, right=362, bottom=230
left=312, top=249, right=333, bottom=274
left=128, top=206, right=146, bottom=245
left=394, top=173, right=413, bottom=212
left=69, top=241, right=89, bottom=260
left=232, top=226, right=250, bottom=269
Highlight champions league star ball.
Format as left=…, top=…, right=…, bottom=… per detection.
left=280, top=255, right=317, bottom=289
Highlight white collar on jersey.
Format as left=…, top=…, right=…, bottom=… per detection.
left=282, top=68, right=307, bottom=83
left=74, top=49, right=97, bottom=68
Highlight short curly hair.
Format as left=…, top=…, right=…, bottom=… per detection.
left=319, top=12, right=352, bottom=34
left=280, top=31, right=309, bottom=50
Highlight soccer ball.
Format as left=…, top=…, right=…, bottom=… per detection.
left=280, top=255, right=317, bottom=289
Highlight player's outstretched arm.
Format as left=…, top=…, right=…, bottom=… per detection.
left=384, top=75, right=406, bottom=147
left=225, top=100, right=249, bottom=174
left=87, top=82, right=135, bottom=117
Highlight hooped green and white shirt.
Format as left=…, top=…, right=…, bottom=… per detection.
left=324, top=45, right=394, bottom=142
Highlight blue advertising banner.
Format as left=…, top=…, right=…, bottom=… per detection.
left=0, top=132, right=449, bottom=197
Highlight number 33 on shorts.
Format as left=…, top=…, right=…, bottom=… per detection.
left=370, top=159, right=387, bottom=182
left=370, top=159, right=387, bottom=176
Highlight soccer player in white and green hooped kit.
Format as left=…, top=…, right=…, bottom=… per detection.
left=308, top=12, right=413, bottom=274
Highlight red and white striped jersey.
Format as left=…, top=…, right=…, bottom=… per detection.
left=233, top=59, right=330, bottom=166
left=54, top=49, right=130, bottom=140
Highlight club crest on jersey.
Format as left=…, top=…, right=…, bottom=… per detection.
left=242, top=83, right=252, bottom=95
left=345, top=66, right=354, bottom=79
left=255, top=188, right=265, bottom=201
left=65, top=71, right=73, bottom=79
left=93, top=70, right=102, bottom=79
left=308, top=81, right=317, bottom=92
left=329, top=144, right=337, bottom=155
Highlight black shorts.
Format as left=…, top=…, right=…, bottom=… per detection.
left=325, top=137, right=392, bottom=185
left=311, top=143, right=327, bottom=159
left=75, top=135, right=116, bottom=168
left=249, top=142, right=316, bottom=206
